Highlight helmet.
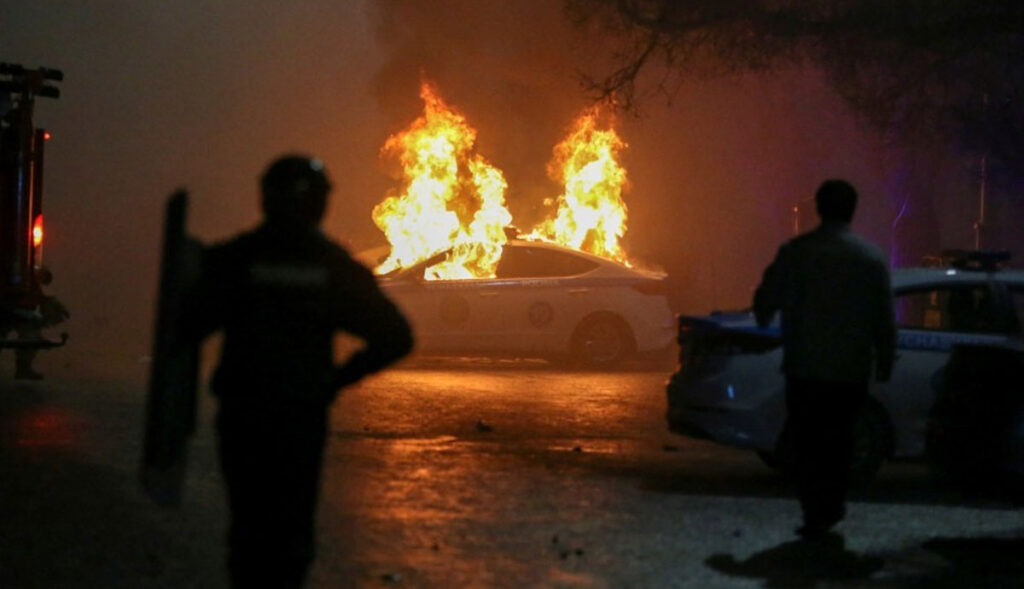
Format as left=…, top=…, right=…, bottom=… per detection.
left=260, top=154, right=332, bottom=227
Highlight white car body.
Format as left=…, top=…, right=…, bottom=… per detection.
left=372, top=239, right=675, bottom=365
left=666, top=263, right=1024, bottom=463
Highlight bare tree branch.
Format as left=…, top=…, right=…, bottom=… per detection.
left=569, top=0, right=1024, bottom=192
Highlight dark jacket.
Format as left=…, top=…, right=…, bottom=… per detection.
left=754, top=222, right=896, bottom=382
left=190, top=224, right=412, bottom=404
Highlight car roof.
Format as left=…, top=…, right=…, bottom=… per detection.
left=373, top=238, right=665, bottom=281
left=893, top=267, right=1024, bottom=289
left=506, top=238, right=612, bottom=263
left=506, top=239, right=665, bottom=278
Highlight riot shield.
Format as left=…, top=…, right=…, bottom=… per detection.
left=141, top=190, right=203, bottom=507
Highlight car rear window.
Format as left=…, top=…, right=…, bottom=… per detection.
left=495, top=246, right=599, bottom=278
left=895, top=285, right=1007, bottom=334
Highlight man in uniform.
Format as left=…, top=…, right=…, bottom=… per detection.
left=187, top=155, right=413, bottom=587
left=753, top=179, right=896, bottom=539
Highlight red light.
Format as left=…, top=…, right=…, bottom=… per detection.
left=43, top=131, right=52, bottom=141
left=32, top=214, right=43, bottom=248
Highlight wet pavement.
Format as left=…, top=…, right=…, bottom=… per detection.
left=2, top=360, right=1024, bottom=588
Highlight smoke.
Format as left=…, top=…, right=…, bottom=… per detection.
left=369, top=0, right=596, bottom=231
left=362, top=1, right=937, bottom=314
left=1, top=1, right=389, bottom=383
left=0, top=0, right=994, bottom=384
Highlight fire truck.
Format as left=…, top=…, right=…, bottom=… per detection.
left=0, top=63, right=68, bottom=354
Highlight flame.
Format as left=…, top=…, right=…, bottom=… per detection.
left=372, top=82, right=512, bottom=280
left=372, top=86, right=632, bottom=280
left=527, top=106, right=629, bottom=263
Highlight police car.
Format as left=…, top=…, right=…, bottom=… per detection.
left=666, top=251, right=1024, bottom=479
left=367, top=239, right=674, bottom=366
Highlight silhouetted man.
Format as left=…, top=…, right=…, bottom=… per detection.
left=188, top=155, right=413, bottom=588
left=754, top=179, right=896, bottom=539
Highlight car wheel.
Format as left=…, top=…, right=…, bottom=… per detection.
left=570, top=314, right=634, bottom=367
left=766, top=401, right=892, bottom=483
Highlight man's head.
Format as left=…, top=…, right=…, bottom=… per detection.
left=260, top=154, right=332, bottom=229
left=815, top=179, right=858, bottom=224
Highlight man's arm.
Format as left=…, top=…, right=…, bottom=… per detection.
left=753, top=246, right=785, bottom=328
left=180, top=242, right=227, bottom=344
left=874, top=264, right=897, bottom=382
left=332, top=262, right=413, bottom=391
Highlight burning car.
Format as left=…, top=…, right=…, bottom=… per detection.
left=367, top=239, right=674, bottom=366
left=353, top=81, right=673, bottom=366
left=665, top=251, right=1024, bottom=480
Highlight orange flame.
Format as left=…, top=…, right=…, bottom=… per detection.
left=372, top=82, right=512, bottom=280
left=528, top=107, right=629, bottom=263
left=372, top=87, right=632, bottom=279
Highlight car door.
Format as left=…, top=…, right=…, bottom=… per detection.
left=490, top=245, right=600, bottom=355
left=424, top=277, right=508, bottom=352
left=387, top=273, right=512, bottom=353
left=875, top=281, right=1017, bottom=456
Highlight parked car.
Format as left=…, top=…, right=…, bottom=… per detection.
left=926, top=342, right=1024, bottom=490
left=366, top=239, right=675, bottom=366
left=666, top=251, right=1024, bottom=480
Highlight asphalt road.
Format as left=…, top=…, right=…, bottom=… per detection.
left=2, top=359, right=1024, bottom=588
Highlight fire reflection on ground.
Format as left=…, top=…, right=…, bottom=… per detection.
left=11, top=406, right=78, bottom=449
left=316, top=366, right=674, bottom=587
left=4, top=370, right=1024, bottom=587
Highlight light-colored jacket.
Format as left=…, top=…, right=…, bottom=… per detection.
left=754, top=222, right=896, bottom=382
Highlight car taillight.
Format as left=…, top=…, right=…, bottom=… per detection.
left=632, top=279, right=667, bottom=296
left=32, top=214, right=43, bottom=248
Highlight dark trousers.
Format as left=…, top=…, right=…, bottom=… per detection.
left=217, top=401, right=328, bottom=589
left=784, top=378, right=867, bottom=527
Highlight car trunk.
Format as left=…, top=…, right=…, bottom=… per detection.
left=675, top=313, right=782, bottom=380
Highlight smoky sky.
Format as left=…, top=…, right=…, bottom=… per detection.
left=1, top=1, right=998, bottom=384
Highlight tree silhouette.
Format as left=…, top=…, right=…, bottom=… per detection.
left=569, top=0, right=1024, bottom=193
